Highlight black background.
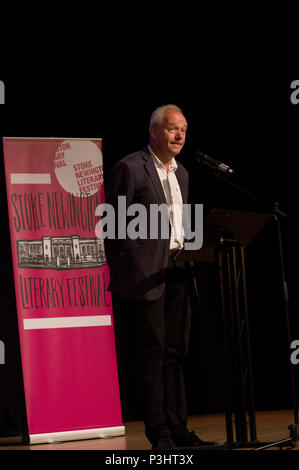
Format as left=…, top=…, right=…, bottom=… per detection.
left=0, top=32, right=299, bottom=437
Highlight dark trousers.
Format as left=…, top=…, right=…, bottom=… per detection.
left=117, top=256, right=191, bottom=444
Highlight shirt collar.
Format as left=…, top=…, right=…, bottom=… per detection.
left=148, top=145, right=177, bottom=172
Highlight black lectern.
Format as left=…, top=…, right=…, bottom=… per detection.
left=179, top=209, right=294, bottom=449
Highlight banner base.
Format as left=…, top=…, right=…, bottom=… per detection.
left=29, top=425, right=125, bottom=445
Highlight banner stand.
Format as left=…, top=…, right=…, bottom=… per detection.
left=0, top=425, right=126, bottom=445
left=28, top=426, right=125, bottom=445
left=2, top=137, right=124, bottom=444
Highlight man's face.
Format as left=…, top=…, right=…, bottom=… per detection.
left=151, top=109, right=188, bottom=158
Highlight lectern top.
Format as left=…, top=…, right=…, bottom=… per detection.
left=179, top=209, right=273, bottom=262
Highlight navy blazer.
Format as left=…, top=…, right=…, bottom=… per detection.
left=104, top=147, right=189, bottom=300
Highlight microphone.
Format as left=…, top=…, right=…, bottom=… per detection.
left=194, top=151, right=234, bottom=174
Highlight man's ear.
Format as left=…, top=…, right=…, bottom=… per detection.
left=150, top=124, right=158, bottom=140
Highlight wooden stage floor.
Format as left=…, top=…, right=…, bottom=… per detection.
left=0, top=409, right=298, bottom=451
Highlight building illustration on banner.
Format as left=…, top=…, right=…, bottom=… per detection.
left=17, top=235, right=106, bottom=270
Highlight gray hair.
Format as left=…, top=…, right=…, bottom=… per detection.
left=149, top=104, right=183, bottom=130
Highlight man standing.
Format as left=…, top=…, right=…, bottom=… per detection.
left=105, top=104, right=216, bottom=449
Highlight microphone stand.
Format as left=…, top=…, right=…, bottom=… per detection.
left=206, top=166, right=299, bottom=442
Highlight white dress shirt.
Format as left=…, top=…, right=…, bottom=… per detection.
left=148, top=146, right=184, bottom=250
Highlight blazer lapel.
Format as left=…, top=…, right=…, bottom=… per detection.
left=175, top=166, right=188, bottom=204
left=142, top=148, right=167, bottom=204
left=141, top=147, right=188, bottom=204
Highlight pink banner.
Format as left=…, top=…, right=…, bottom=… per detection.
left=3, top=138, right=123, bottom=441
